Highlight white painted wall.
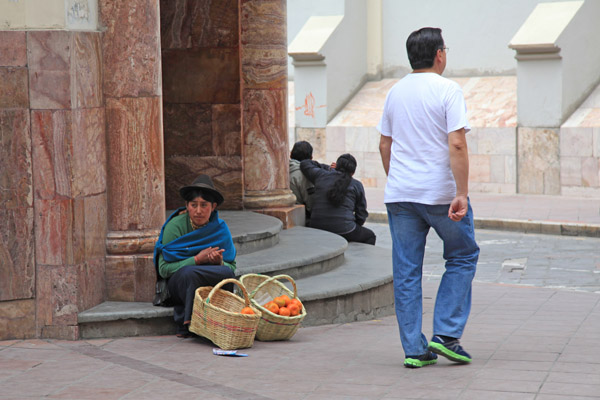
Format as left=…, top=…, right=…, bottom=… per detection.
left=558, top=0, right=600, bottom=122
left=380, top=0, right=569, bottom=77
left=289, top=0, right=368, bottom=125
left=287, top=0, right=345, bottom=80
left=0, top=0, right=98, bottom=30
left=322, top=0, right=368, bottom=121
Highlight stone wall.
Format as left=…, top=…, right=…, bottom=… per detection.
left=161, top=0, right=243, bottom=210
left=560, top=86, right=600, bottom=197
left=0, top=30, right=106, bottom=340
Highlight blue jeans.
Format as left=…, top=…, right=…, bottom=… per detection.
left=386, top=201, right=479, bottom=356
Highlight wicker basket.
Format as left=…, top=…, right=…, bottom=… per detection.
left=189, top=278, right=261, bottom=350
left=239, top=274, right=307, bottom=341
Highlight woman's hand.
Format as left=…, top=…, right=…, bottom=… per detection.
left=194, top=247, right=225, bottom=265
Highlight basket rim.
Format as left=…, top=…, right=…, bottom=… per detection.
left=195, top=282, right=262, bottom=319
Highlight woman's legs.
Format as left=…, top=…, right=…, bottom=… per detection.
left=341, top=225, right=377, bottom=245
left=167, top=264, right=235, bottom=336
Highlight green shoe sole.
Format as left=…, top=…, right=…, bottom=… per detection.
left=428, top=342, right=471, bottom=364
left=404, top=357, right=437, bottom=368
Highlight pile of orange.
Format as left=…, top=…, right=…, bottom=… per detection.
left=262, top=294, right=303, bottom=317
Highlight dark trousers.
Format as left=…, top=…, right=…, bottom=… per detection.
left=341, top=224, right=377, bottom=245
left=167, top=264, right=235, bottom=334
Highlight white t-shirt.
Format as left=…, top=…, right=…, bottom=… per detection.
left=377, top=72, right=470, bottom=205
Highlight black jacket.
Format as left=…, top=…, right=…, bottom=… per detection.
left=300, top=160, right=368, bottom=234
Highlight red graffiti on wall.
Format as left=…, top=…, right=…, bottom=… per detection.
left=295, top=92, right=326, bottom=118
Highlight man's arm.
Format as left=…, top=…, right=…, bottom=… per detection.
left=448, top=128, right=469, bottom=221
left=379, top=135, right=392, bottom=176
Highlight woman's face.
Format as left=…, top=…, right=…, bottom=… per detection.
left=186, top=195, right=217, bottom=227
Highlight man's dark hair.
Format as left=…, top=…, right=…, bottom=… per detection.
left=406, top=27, right=444, bottom=70
left=290, top=141, right=313, bottom=161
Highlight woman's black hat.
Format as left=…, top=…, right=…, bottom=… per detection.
left=179, top=174, right=224, bottom=205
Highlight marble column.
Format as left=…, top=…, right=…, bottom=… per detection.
left=240, top=0, right=296, bottom=210
left=100, top=0, right=165, bottom=301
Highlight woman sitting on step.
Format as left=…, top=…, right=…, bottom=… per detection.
left=300, top=153, right=376, bottom=245
left=153, top=175, right=236, bottom=338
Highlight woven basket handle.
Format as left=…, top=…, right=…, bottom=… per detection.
left=251, top=274, right=298, bottom=299
left=206, top=278, right=251, bottom=307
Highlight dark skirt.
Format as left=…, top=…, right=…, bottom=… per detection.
left=167, top=264, right=235, bottom=335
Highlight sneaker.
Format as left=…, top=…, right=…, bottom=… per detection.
left=404, top=351, right=438, bottom=368
left=428, top=335, right=472, bottom=364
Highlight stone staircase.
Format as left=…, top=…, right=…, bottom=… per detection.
left=78, top=211, right=394, bottom=339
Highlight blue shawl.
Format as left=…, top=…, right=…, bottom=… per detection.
left=153, top=208, right=236, bottom=273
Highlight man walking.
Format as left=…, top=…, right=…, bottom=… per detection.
left=377, top=27, right=479, bottom=368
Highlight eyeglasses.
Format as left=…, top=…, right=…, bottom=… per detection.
left=442, top=46, right=449, bottom=53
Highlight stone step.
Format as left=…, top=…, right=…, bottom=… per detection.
left=214, top=210, right=283, bottom=255
left=77, top=241, right=394, bottom=339
left=295, top=242, right=394, bottom=326
left=78, top=301, right=176, bottom=338
left=236, top=226, right=347, bottom=279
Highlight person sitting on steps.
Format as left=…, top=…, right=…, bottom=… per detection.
left=153, top=175, right=236, bottom=338
left=300, top=153, right=376, bottom=245
left=289, top=140, right=316, bottom=224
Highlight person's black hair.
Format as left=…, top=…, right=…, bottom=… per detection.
left=290, top=141, right=313, bottom=161
left=327, top=153, right=357, bottom=207
left=182, top=188, right=217, bottom=204
left=406, top=27, right=444, bottom=70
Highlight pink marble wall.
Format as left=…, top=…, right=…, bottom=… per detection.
left=0, top=30, right=106, bottom=340
left=0, top=31, right=35, bottom=339
left=161, top=0, right=243, bottom=210
left=27, top=31, right=107, bottom=339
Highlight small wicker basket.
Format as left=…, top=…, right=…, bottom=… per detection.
left=189, top=278, right=261, bottom=350
left=239, top=274, right=307, bottom=341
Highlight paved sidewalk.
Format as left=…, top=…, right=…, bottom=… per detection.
left=1, top=280, right=599, bottom=399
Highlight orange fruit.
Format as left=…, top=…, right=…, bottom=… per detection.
left=278, top=307, right=291, bottom=317
left=288, top=303, right=300, bottom=316
left=240, top=307, right=255, bottom=315
left=290, top=298, right=303, bottom=311
left=273, top=296, right=286, bottom=308
left=280, top=295, right=292, bottom=306
left=265, top=302, right=279, bottom=314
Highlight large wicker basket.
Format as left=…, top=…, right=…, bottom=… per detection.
left=239, top=274, right=307, bottom=341
left=189, top=278, right=261, bottom=350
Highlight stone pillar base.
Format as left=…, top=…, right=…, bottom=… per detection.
left=105, top=229, right=159, bottom=302
left=253, top=205, right=306, bottom=229
left=243, top=189, right=296, bottom=210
